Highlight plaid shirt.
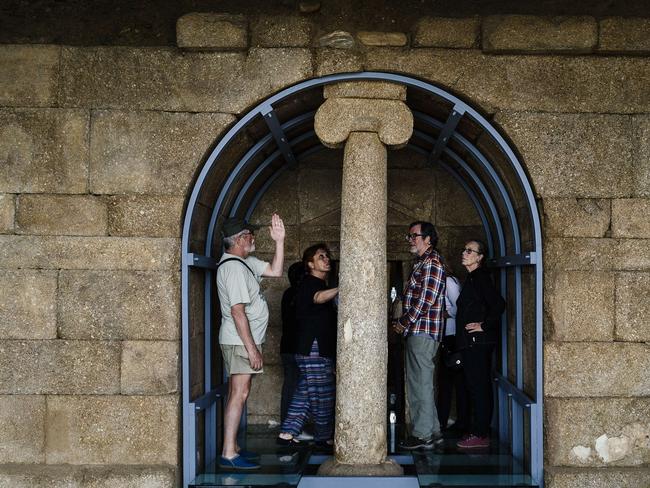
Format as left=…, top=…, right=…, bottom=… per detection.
left=398, top=247, right=446, bottom=340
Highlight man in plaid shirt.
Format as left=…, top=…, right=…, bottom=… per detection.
left=392, top=221, right=446, bottom=450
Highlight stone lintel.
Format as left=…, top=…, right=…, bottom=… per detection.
left=176, top=13, right=248, bottom=51
left=315, top=98, right=412, bottom=148
left=323, top=81, right=406, bottom=100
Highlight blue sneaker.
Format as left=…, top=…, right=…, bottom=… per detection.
left=238, top=449, right=260, bottom=461
left=218, top=454, right=260, bottom=470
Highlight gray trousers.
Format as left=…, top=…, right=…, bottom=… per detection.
left=405, top=335, right=441, bottom=440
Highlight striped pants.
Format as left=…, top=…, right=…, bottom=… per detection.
left=281, top=340, right=335, bottom=442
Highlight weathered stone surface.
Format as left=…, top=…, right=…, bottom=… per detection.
left=366, top=49, right=650, bottom=114
left=324, top=81, right=406, bottom=100
left=495, top=113, right=634, bottom=197
left=299, top=1, right=321, bottom=14
left=413, top=17, right=479, bottom=48
left=612, top=199, right=650, bottom=238
left=0, top=270, right=57, bottom=339
left=0, top=236, right=179, bottom=270
left=0, top=340, right=120, bottom=394
left=16, top=195, right=107, bottom=236
left=318, top=31, right=355, bottom=49
left=107, top=195, right=184, bottom=237
left=546, top=466, right=650, bottom=488
left=616, top=272, right=650, bottom=342
left=0, top=194, right=14, bottom=234
left=315, top=99, right=413, bottom=148
left=58, top=270, right=179, bottom=340
left=90, top=110, right=234, bottom=195
left=546, top=397, right=650, bottom=467
left=252, top=16, right=312, bottom=47
left=545, top=342, right=650, bottom=397
left=545, top=271, right=614, bottom=341
left=298, top=169, right=342, bottom=224
left=60, top=47, right=312, bottom=113
left=0, top=465, right=176, bottom=488
left=545, top=238, right=650, bottom=271
left=0, top=395, right=45, bottom=463
left=633, top=116, right=650, bottom=197
left=46, top=395, right=178, bottom=464
left=599, top=17, right=650, bottom=54
left=250, top=170, right=299, bottom=226
left=482, top=15, right=597, bottom=53
left=0, top=45, right=60, bottom=107
left=388, top=169, right=436, bottom=223
left=543, top=198, right=610, bottom=238
left=315, top=48, right=363, bottom=76
left=177, top=13, right=247, bottom=51
left=357, top=31, right=408, bottom=47
left=121, top=341, right=179, bottom=394
left=332, top=132, right=392, bottom=469
left=251, top=224, right=300, bottom=260
left=434, top=168, right=481, bottom=227
left=248, top=364, right=282, bottom=417
left=0, top=109, right=88, bottom=193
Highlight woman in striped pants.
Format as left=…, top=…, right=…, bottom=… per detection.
left=277, top=243, right=338, bottom=447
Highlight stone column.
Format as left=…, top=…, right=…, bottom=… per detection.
left=314, top=82, right=413, bottom=476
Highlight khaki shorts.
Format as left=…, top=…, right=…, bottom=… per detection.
left=221, top=344, right=264, bottom=375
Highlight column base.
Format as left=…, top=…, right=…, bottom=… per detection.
left=317, top=457, right=404, bottom=476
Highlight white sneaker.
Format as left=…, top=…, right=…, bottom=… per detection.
left=295, top=431, right=314, bottom=441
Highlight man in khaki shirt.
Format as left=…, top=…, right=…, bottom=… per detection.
left=216, top=214, right=285, bottom=470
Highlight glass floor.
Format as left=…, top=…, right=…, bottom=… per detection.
left=190, top=426, right=538, bottom=488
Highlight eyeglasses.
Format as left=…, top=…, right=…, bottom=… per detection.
left=462, top=248, right=481, bottom=255
left=405, top=233, right=424, bottom=242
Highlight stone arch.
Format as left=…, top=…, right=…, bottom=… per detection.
left=180, top=72, right=543, bottom=487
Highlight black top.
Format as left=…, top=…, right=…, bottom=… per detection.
left=455, top=267, right=506, bottom=349
left=295, top=274, right=337, bottom=358
left=280, top=286, right=298, bottom=354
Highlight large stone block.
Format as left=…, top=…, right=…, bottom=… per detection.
left=121, top=341, right=179, bottom=394
left=177, top=13, right=247, bottom=51
left=0, top=45, right=60, bottom=107
left=367, top=49, right=650, bottom=113
left=16, top=194, right=107, bottom=236
left=60, top=47, right=312, bottom=113
left=599, top=17, right=650, bottom=54
left=413, top=17, right=480, bottom=48
left=545, top=271, right=614, bottom=342
left=0, top=194, right=14, bottom=234
left=495, top=113, right=634, bottom=198
left=107, top=195, right=184, bottom=237
left=0, top=465, right=176, bottom=488
left=545, top=238, right=650, bottom=271
left=252, top=16, right=312, bottom=47
left=298, top=169, right=342, bottom=224
left=545, top=342, right=650, bottom=397
left=434, top=168, right=481, bottom=227
left=90, top=110, right=234, bottom=195
left=250, top=169, right=299, bottom=226
left=315, top=48, right=363, bottom=76
left=546, top=466, right=650, bottom=488
left=616, top=272, right=650, bottom=342
left=612, top=199, right=650, bottom=238
left=45, top=395, right=178, bottom=465
left=0, top=270, right=57, bottom=339
left=0, top=236, right=179, bottom=270
left=0, top=340, right=120, bottom=394
left=387, top=169, right=436, bottom=223
left=542, top=198, right=610, bottom=237
left=0, top=109, right=88, bottom=193
left=0, top=395, right=45, bottom=463
left=482, top=15, right=597, bottom=53
left=58, top=270, right=179, bottom=340
left=546, top=397, right=650, bottom=467
left=357, top=31, right=408, bottom=47
left=633, top=116, right=650, bottom=197
left=324, top=81, right=406, bottom=101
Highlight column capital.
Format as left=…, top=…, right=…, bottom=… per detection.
left=314, top=97, right=413, bottom=149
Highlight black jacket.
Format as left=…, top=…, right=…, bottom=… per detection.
left=455, top=267, right=506, bottom=349
left=295, top=274, right=337, bottom=358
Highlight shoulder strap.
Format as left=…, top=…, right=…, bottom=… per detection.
left=218, top=257, right=255, bottom=276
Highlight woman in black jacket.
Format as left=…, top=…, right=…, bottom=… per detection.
left=455, top=239, right=505, bottom=450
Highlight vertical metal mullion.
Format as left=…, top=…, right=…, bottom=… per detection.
left=203, top=270, right=214, bottom=466
left=512, top=401, right=524, bottom=462
left=183, top=406, right=196, bottom=487
left=498, top=386, right=509, bottom=445
left=515, top=266, right=524, bottom=389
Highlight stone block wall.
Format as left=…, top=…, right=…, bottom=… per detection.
left=1, top=9, right=649, bottom=487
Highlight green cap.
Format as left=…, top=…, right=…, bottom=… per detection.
left=221, top=217, right=260, bottom=238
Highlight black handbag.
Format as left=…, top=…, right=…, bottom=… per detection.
left=441, top=342, right=463, bottom=370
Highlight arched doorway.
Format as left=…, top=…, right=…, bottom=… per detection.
left=180, top=73, right=543, bottom=487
